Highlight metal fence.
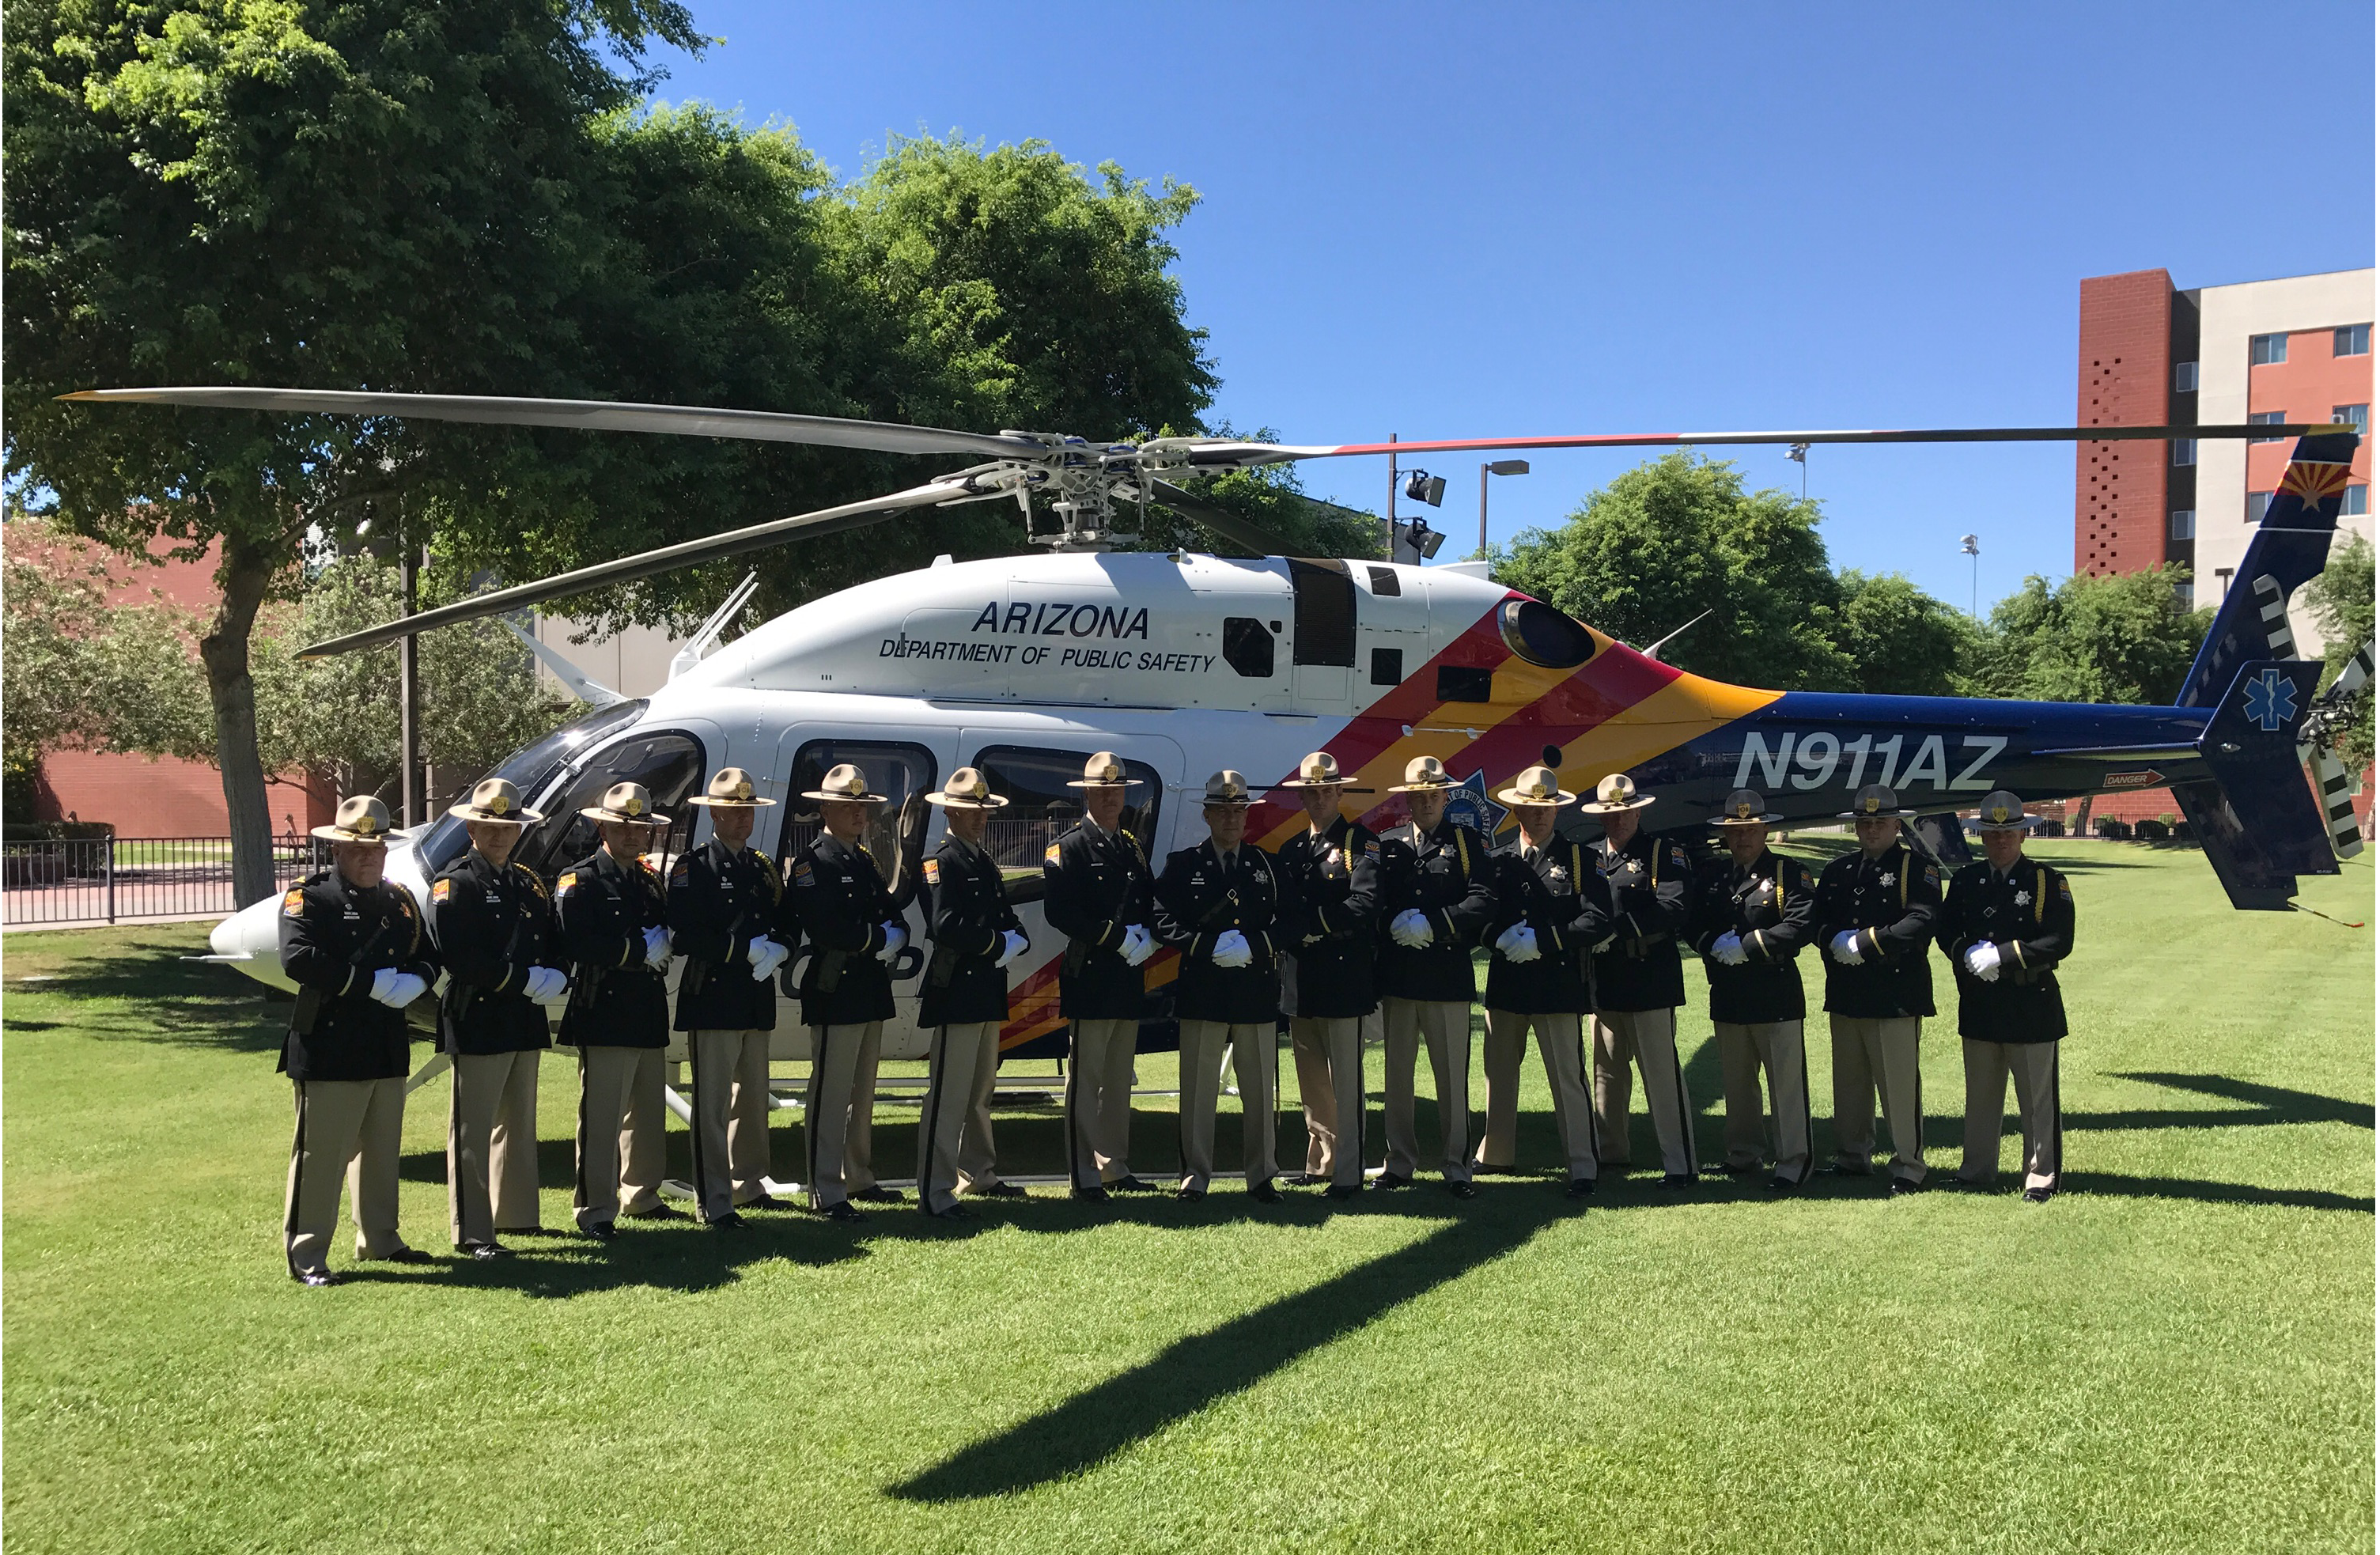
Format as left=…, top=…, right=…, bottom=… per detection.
left=1, top=834, right=327, bottom=928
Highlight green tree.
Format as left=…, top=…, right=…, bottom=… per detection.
left=2302, top=533, right=2374, bottom=770
left=1832, top=569, right=1980, bottom=697
left=1962, top=566, right=2212, bottom=704
left=4, top=0, right=699, bottom=902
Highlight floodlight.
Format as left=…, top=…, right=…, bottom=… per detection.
left=1403, top=470, right=1447, bottom=507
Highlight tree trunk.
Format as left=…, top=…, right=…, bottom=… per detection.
left=199, top=528, right=280, bottom=906
left=2074, top=793, right=2095, bottom=838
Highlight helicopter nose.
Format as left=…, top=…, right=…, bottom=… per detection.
left=211, top=895, right=293, bottom=989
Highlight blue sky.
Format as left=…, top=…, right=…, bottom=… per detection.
left=649, top=2, right=2374, bottom=611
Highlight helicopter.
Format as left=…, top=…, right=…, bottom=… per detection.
left=68, top=386, right=2369, bottom=1074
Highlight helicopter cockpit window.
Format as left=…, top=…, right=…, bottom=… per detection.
left=1499, top=599, right=1597, bottom=669
left=1289, top=558, right=1356, bottom=666
left=775, top=740, right=936, bottom=885
left=1222, top=617, right=1275, bottom=678
left=511, top=728, right=705, bottom=883
left=967, top=746, right=1164, bottom=873
left=408, top=699, right=652, bottom=876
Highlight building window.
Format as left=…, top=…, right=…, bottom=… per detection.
left=2337, top=323, right=2371, bottom=357
left=2345, top=485, right=2370, bottom=517
left=2333, top=403, right=2368, bottom=433
left=2171, top=581, right=2193, bottom=609
left=2250, top=333, right=2289, bottom=365
left=2170, top=509, right=2196, bottom=540
left=2171, top=439, right=2196, bottom=467
left=2247, top=490, right=2272, bottom=524
left=2249, top=411, right=2287, bottom=443
left=2174, top=361, right=2198, bottom=393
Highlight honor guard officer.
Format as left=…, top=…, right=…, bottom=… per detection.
left=278, top=796, right=438, bottom=1284
left=556, top=782, right=683, bottom=1239
left=1153, top=771, right=1285, bottom=1202
left=1938, top=792, right=2075, bottom=1203
left=667, top=767, right=793, bottom=1230
left=916, top=768, right=1029, bottom=1219
left=1042, top=751, right=1160, bottom=1201
left=789, top=763, right=908, bottom=1221
left=1814, top=783, right=1942, bottom=1195
left=1375, top=755, right=1496, bottom=1197
left=1272, top=751, right=1381, bottom=1200
left=430, top=779, right=563, bottom=1258
left=1691, top=789, right=1817, bottom=1190
left=1580, top=774, right=1701, bottom=1185
left=1476, top=766, right=1611, bottom=1196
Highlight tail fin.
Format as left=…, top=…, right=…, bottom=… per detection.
left=2178, top=430, right=2359, bottom=709
left=2174, top=659, right=2334, bottom=910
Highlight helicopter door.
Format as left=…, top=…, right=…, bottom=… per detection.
left=960, top=736, right=1184, bottom=882
left=1355, top=562, right=1432, bottom=703
left=1288, top=558, right=1356, bottom=712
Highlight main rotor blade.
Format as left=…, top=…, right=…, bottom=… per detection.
left=1205, top=424, right=2353, bottom=467
left=1148, top=480, right=1302, bottom=558
left=62, top=387, right=1045, bottom=460
left=298, top=480, right=969, bottom=658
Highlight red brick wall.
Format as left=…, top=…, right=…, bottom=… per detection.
left=2075, top=270, right=2175, bottom=577
left=2244, top=325, right=2373, bottom=519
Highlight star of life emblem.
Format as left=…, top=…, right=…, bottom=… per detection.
left=2242, top=668, right=2296, bottom=733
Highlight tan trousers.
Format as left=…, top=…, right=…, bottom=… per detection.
left=1829, top=1016, right=1926, bottom=1183
left=447, top=1050, right=541, bottom=1247
left=1591, top=1008, right=1698, bottom=1176
left=1065, top=1017, right=1139, bottom=1188
left=285, top=1077, right=408, bottom=1276
left=574, top=1045, right=667, bottom=1228
left=1381, top=997, right=1474, bottom=1181
left=956, top=1027, right=1004, bottom=1194
left=920, top=1022, right=998, bottom=1213
left=1289, top=1015, right=1368, bottom=1188
left=804, top=1022, right=883, bottom=1208
left=687, top=1028, right=774, bottom=1220
left=1176, top=1020, right=1279, bottom=1191
left=1478, top=1009, right=1599, bottom=1178
left=1958, top=1039, right=2062, bottom=1193
left=1716, top=1020, right=1812, bottom=1183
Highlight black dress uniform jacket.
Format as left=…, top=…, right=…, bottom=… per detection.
left=919, top=834, right=1023, bottom=1028
left=1814, top=843, right=1941, bottom=1019
left=666, top=837, right=791, bottom=1033
left=1936, top=857, right=2075, bottom=1043
left=278, top=868, right=437, bottom=1081
left=554, top=848, right=671, bottom=1048
left=1274, top=817, right=1382, bottom=1019
left=1483, top=836, right=1613, bottom=1015
left=1154, top=840, right=1284, bottom=1025
left=1587, top=830, right=1693, bottom=1012
left=1373, top=818, right=1497, bottom=1003
left=789, top=832, right=898, bottom=1027
left=1042, top=818, right=1156, bottom=1021
left=430, top=850, right=553, bottom=1056
left=1689, top=849, right=1817, bottom=1023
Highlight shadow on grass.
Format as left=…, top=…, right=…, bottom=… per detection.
left=2062, top=1171, right=2373, bottom=1214
left=2109, top=1071, right=2374, bottom=1130
left=9, top=926, right=290, bottom=1053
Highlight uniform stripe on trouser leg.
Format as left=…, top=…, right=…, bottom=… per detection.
left=446, top=1064, right=463, bottom=1245
left=1064, top=1025, right=1088, bottom=1189
left=2049, top=1045, right=2061, bottom=1188
left=919, top=1025, right=950, bottom=1213
left=1575, top=1023, right=1599, bottom=1173
left=687, top=1035, right=713, bottom=1220
left=805, top=1028, right=828, bottom=1207
left=286, top=1084, right=308, bottom=1276
left=573, top=1051, right=592, bottom=1222
left=1669, top=1021, right=1699, bottom=1175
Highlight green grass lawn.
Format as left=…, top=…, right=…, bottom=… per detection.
left=4, top=841, right=2372, bottom=1553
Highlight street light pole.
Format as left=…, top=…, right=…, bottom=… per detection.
left=1960, top=534, right=1980, bottom=619
left=1386, top=432, right=1398, bottom=560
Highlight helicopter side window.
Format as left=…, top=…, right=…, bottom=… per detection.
left=775, top=740, right=937, bottom=882
left=511, top=729, right=706, bottom=883
left=1289, top=558, right=1357, bottom=666
left=409, top=699, right=653, bottom=875
left=1222, top=617, right=1275, bottom=677
left=1499, top=598, right=1597, bottom=669
left=969, top=746, right=1165, bottom=886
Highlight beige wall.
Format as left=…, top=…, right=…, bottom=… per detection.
left=529, top=615, right=691, bottom=700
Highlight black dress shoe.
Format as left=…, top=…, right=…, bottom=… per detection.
left=463, top=1242, right=515, bottom=1260
left=582, top=1221, right=617, bottom=1242
left=2022, top=1186, right=2053, bottom=1204
left=1660, top=1172, right=1694, bottom=1188
left=971, top=1182, right=1027, bottom=1199
left=1890, top=1178, right=1924, bottom=1198
left=1070, top=1185, right=1111, bottom=1203
left=1111, top=1175, right=1160, bottom=1194
left=1323, top=1182, right=1360, bottom=1201
left=853, top=1186, right=906, bottom=1204
left=293, top=1268, right=344, bottom=1288
left=1565, top=1176, right=1596, bottom=1198
left=1283, top=1171, right=1325, bottom=1186
left=1375, top=1171, right=1413, bottom=1190
left=928, top=1203, right=976, bottom=1221
left=369, top=1246, right=436, bottom=1264
left=626, top=1204, right=692, bottom=1221
left=823, top=1201, right=865, bottom=1224
left=709, top=1210, right=747, bottom=1229
left=1251, top=1182, right=1283, bottom=1203
left=1175, top=1186, right=1205, bottom=1201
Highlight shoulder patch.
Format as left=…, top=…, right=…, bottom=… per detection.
left=431, top=878, right=452, bottom=902
left=556, top=871, right=578, bottom=895
left=282, top=887, right=306, bottom=917
left=669, top=856, right=691, bottom=882
left=1924, top=866, right=1940, bottom=886
left=2058, top=876, right=2072, bottom=899
left=1045, top=843, right=1063, bottom=865
left=792, top=861, right=815, bottom=887
left=924, top=858, right=941, bottom=885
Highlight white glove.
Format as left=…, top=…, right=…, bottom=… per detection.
left=878, top=921, right=908, bottom=961
left=641, top=925, right=672, bottom=968
left=1391, top=907, right=1435, bottom=948
left=746, top=937, right=789, bottom=982
left=1712, top=931, right=1746, bottom=967
left=1497, top=925, right=1541, bottom=963
left=997, top=929, right=1028, bottom=968
left=370, top=968, right=428, bottom=1008
left=1120, top=924, right=1156, bottom=967
left=1829, top=930, right=1864, bottom=966
left=524, top=965, right=567, bottom=1000
left=1965, top=940, right=2002, bottom=982
left=1211, top=929, right=1253, bottom=969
